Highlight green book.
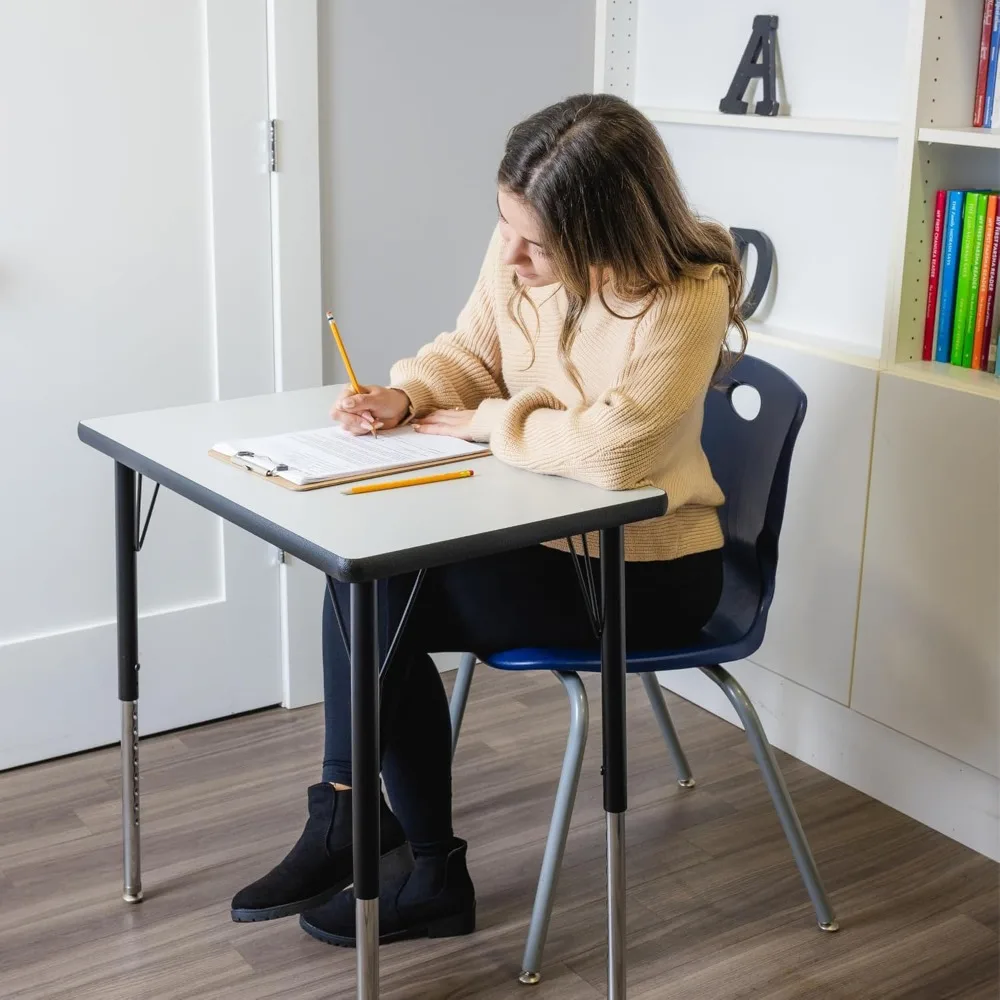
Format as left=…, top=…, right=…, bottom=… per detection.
left=951, top=192, right=982, bottom=366
left=963, top=192, right=991, bottom=367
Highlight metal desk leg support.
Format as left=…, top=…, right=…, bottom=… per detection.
left=351, top=582, right=380, bottom=1000
left=600, top=526, right=627, bottom=999
left=115, top=462, right=142, bottom=903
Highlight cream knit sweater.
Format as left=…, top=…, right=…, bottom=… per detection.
left=390, top=225, right=729, bottom=562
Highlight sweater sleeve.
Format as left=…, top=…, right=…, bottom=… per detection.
left=480, top=273, right=729, bottom=490
left=389, top=227, right=506, bottom=417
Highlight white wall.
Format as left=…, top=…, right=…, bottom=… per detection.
left=317, top=0, right=596, bottom=385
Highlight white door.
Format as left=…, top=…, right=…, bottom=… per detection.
left=0, top=0, right=283, bottom=768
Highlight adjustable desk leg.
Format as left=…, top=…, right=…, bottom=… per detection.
left=600, top=526, right=627, bottom=999
left=351, top=581, right=380, bottom=1000
left=115, top=462, right=142, bottom=903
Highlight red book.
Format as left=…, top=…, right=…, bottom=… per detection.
left=975, top=0, right=995, bottom=126
left=923, top=189, right=947, bottom=360
left=982, top=195, right=1000, bottom=368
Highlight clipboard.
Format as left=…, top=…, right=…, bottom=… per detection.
left=209, top=446, right=490, bottom=492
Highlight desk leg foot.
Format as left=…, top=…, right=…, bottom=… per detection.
left=351, top=581, right=380, bottom=1000
left=121, top=699, right=142, bottom=902
left=606, top=811, right=625, bottom=1000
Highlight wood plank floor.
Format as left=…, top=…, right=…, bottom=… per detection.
left=1, top=670, right=996, bottom=999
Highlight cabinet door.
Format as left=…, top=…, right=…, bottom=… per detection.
left=744, top=340, right=877, bottom=705
left=853, top=373, right=1000, bottom=777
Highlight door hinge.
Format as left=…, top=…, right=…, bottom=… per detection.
left=268, top=118, right=278, bottom=172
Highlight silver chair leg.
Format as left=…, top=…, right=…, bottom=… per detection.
left=121, top=699, right=142, bottom=902
left=449, top=653, right=477, bottom=760
left=518, top=670, right=590, bottom=986
left=700, top=665, right=839, bottom=932
left=640, top=673, right=695, bottom=788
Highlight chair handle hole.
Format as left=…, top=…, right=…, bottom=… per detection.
left=729, top=382, right=762, bottom=421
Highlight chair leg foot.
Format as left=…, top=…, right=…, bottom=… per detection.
left=700, top=665, right=839, bottom=931
left=819, top=920, right=840, bottom=933
left=517, top=671, right=589, bottom=982
left=640, top=673, right=695, bottom=786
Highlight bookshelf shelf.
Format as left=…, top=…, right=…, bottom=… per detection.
left=639, top=106, right=900, bottom=139
left=747, top=322, right=881, bottom=370
left=917, top=126, right=1000, bottom=150
left=890, top=359, right=1000, bottom=400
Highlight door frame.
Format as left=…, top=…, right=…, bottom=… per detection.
left=265, top=0, right=327, bottom=707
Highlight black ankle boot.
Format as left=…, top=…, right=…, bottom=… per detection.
left=230, top=783, right=409, bottom=922
left=298, top=837, right=476, bottom=946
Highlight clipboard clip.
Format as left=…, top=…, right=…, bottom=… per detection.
left=232, top=450, right=289, bottom=477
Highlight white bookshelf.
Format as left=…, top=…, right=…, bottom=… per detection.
left=600, top=0, right=1000, bottom=860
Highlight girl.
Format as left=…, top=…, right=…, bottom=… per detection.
left=231, top=92, right=745, bottom=946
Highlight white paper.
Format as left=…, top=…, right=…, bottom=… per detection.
left=214, top=424, right=485, bottom=485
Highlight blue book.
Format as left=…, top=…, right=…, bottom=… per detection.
left=936, top=190, right=965, bottom=362
left=986, top=0, right=1000, bottom=125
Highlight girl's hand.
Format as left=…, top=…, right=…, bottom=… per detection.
left=331, top=385, right=411, bottom=436
left=412, top=408, right=478, bottom=441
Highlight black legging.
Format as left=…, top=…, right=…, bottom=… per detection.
left=322, top=542, right=723, bottom=854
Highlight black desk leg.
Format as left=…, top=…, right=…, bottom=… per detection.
left=115, top=462, right=142, bottom=904
left=600, top=526, right=626, bottom=999
left=351, top=582, right=380, bottom=1000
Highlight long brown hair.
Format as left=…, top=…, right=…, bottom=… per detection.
left=497, top=93, right=747, bottom=390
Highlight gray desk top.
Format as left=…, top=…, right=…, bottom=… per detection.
left=79, top=386, right=666, bottom=581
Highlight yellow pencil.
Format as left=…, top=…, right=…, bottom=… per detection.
left=326, top=311, right=376, bottom=437
left=344, top=469, right=474, bottom=495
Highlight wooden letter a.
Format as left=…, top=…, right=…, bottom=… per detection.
left=719, top=15, right=780, bottom=117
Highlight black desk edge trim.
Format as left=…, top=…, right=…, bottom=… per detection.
left=78, top=422, right=667, bottom=582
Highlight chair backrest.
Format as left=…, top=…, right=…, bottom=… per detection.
left=700, top=353, right=807, bottom=646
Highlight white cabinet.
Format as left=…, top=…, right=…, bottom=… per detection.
left=853, top=372, right=1000, bottom=777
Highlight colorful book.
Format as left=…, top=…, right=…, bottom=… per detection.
left=923, top=190, right=947, bottom=360
left=950, top=192, right=980, bottom=365
left=985, top=0, right=1000, bottom=125
left=964, top=194, right=990, bottom=366
left=976, top=0, right=996, bottom=125
left=971, top=194, right=997, bottom=368
left=936, top=190, right=965, bottom=362
left=980, top=195, right=1000, bottom=368
left=989, top=317, right=999, bottom=372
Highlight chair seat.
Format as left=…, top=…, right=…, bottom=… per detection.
left=484, top=614, right=762, bottom=673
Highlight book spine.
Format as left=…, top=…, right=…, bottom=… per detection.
left=936, top=190, right=965, bottom=363
left=989, top=319, right=1000, bottom=373
left=981, top=195, right=1000, bottom=368
left=979, top=194, right=1000, bottom=371
left=923, top=190, right=947, bottom=360
left=988, top=0, right=1000, bottom=126
left=978, top=0, right=996, bottom=125
left=965, top=193, right=990, bottom=366
left=951, top=192, right=980, bottom=365
left=971, top=193, right=996, bottom=368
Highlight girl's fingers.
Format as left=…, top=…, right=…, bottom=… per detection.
left=334, top=411, right=375, bottom=435
left=419, top=410, right=458, bottom=425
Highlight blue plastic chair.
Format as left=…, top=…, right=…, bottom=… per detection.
left=448, top=355, right=838, bottom=985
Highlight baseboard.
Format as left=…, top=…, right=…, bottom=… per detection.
left=657, top=661, right=1000, bottom=862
